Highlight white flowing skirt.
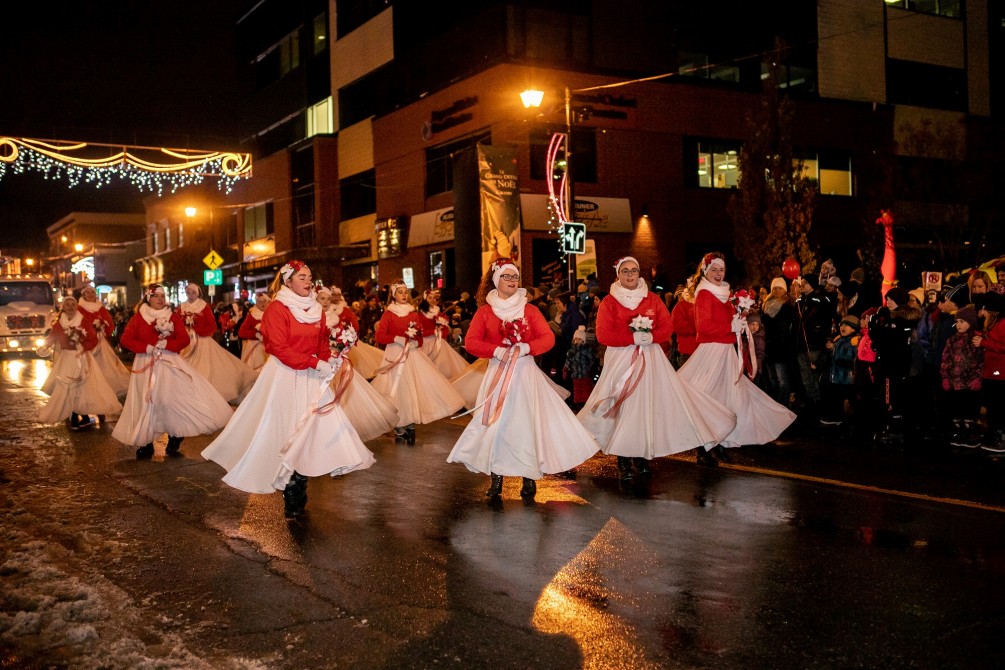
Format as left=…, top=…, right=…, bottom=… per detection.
left=452, top=357, right=571, bottom=409
left=447, top=356, right=600, bottom=479
left=112, top=351, right=234, bottom=446
left=91, top=336, right=131, bottom=397
left=422, top=336, right=469, bottom=380
left=241, top=338, right=268, bottom=372
left=370, top=344, right=465, bottom=427
left=340, top=366, right=399, bottom=442
left=38, top=350, right=123, bottom=422
left=201, top=357, right=375, bottom=493
left=678, top=342, right=796, bottom=449
left=348, top=341, right=385, bottom=380
left=183, top=333, right=255, bottom=403
left=578, top=343, right=737, bottom=457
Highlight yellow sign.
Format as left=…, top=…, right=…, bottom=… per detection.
left=203, top=250, right=224, bottom=270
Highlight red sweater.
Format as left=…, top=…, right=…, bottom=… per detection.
left=670, top=300, right=698, bottom=355
left=595, top=293, right=672, bottom=347
left=694, top=288, right=735, bottom=345
left=120, top=312, right=190, bottom=355
left=261, top=302, right=332, bottom=370
left=50, top=318, right=99, bottom=353
left=329, top=306, right=361, bottom=335
left=416, top=309, right=450, bottom=339
left=79, top=302, right=114, bottom=336
left=465, top=303, right=554, bottom=359
left=181, top=303, right=218, bottom=337
left=978, top=319, right=1005, bottom=381
left=237, top=310, right=263, bottom=341
left=375, top=308, right=424, bottom=348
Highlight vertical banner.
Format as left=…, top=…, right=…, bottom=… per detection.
left=478, top=145, right=522, bottom=274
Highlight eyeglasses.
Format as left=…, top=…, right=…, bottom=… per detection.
left=499, top=274, right=520, bottom=282
left=618, top=268, right=640, bottom=276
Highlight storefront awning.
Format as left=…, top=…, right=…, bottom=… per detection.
left=408, top=207, right=455, bottom=247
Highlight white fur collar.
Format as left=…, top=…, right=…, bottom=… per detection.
left=59, top=311, right=83, bottom=330
left=181, top=298, right=207, bottom=313
left=695, top=278, right=731, bottom=302
left=609, top=278, right=648, bottom=310
left=486, top=288, right=527, bottom=322
left=77, top=298, right=101, bottom=314
left=387, top=303, right=415, bottom=318
left=139, top=303, right=173, bottom=324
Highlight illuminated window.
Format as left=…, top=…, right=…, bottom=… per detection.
left=244, top=203, right=274, bottom=242
left=883, top=0, right=960, bottom=18
left=796, top=151, right=853, bottom=196
left=307, top=97, right=334, bottom=137
left=694, top=141, right=742, bottom=189
left=312, top=14, right=327, bottom=56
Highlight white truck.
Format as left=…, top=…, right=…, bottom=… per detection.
left=0, top=262, right=57, bottom=355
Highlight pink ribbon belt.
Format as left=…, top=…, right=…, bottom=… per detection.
left=131, top=350, right=191, bottom=403
left=314, top=359, right=354, bottom=415
left=450, top=346, right=520, bottom=426
left=591, top=345, right=646, bottom=419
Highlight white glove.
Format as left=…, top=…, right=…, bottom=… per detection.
left=632, top=331, right=653, bottom=346
left=730, top=315, right=744, bottom=334
left=155, top=339, right=168, bottom=349
left=330, top=356, right=344, bottom=373
left=408, top=339, right=419, bottom=349
left=314, top=359, right=330, bottom=372
left=145, top=344, right=156, bottom=355
left=517, top=342, right=531, bottom=357
left=493, top=346, right=508, bottom=360
left=393, top=335, right=407, bottom=346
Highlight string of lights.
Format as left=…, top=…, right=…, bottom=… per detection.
left=0, top=136, right=252, bottom=195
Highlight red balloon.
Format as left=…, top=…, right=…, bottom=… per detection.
left=782, top=258, right=801, bottom=280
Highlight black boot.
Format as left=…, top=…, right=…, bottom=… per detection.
left=406, top=425, right=416, bottom=446
left=633, top=457, right=651, bottom=475
left=520, top=478, right=537, bottom=499
left=695, top=448, right=718, bottom=467
left=712, top=444, right=733, bottom=463
left=165, top=435, right=184, bottom=456
left=394, top=427, right=407, bottom=444
left=283, top=472, right=309, bottom=518
left=136, top=443, right=154, bottom=459
left=617, top=456, right=635, bottom=481
left=486, top=474, right=503, bottom=497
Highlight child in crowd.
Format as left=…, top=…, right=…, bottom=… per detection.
left=563, top=325, right=598, bottom=410
left=821, top=315, right=860, bottom=426
left=939, top=306, right=983, bottom=448
left=746, top=312, right=765, bottom=388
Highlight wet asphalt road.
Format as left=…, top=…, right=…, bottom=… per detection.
left=2, top=356, right=1004, bottom=669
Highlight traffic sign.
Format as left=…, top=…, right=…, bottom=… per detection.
left=203, top=269, right=223, bottom=286
left=561, top=222, right=587, bottom=254
left=203, top=250, right=224, bottom=270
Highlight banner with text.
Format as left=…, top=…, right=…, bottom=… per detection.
left=478, top=145, right=521, bottom=274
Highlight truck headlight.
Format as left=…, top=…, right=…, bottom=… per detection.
left=9, top=339, right=20, bottom=348
left=35, top=338, right=46, bottom=347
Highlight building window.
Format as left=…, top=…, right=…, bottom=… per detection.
left=165, top=226, right=171, bottom=250
left=340, top=170, right=376, bottom=220
left=429, top=248, right=455, bottom=290
left=312, top=13, right=327, bottom=56
left=425, top=130, right=492, bottom=197
left=798, top=151, right=853, bottom=196
left=336, top=0, right=387, bottom=38
left=178, top=222, right=184, bottom=248
left=530, top=126, right=597, bottom=184
left=887, top=59, right=966, bottom=111
left=244, top=203, right=274, bottom=242
left=254, top=30, right=301, bottom=90
left=883, top=0, right=961, bottom=19
left=307, top=97, right=334, bottom=137
left=693, top=140, right=742, bottom=189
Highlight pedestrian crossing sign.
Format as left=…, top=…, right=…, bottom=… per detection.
left=203, top=250, right=224, bottom=270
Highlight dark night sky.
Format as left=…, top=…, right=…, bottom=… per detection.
left=0, top=1, right=242, bottom=251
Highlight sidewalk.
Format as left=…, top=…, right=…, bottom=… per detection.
left=706, top=417, right=1005, bottom=511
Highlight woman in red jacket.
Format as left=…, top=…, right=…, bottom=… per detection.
left=578, top=257, right=735, bottom=481
left=417, top=288, right=469, bottom=379
left=371, top=280, right=464, bottom=446
left=179, top=283, right=255, bottom=403
left=669, top=278, right=697, bottom=370
left=112, top=284, right=233, bottom=458
left=237, top=291, right=270, bottom=372
left=202, top=262, right=375, bottom=518
left=679, top=252, right=796, bottom=465
left=447, top=259, right=600, bottom=499
left=77, top=285, right=130, bottom=397
left=38, top=296, right=122, bottom=428
left=973, top=291, right=1005, bottom=451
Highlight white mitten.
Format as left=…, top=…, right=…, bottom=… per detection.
left=632, top=331, right=653, bottom=345
left=145, top=344, right=156, bottom=355
left=314, top=358, right=330, bottom=372
left=155, top=339, right=168, bottom=349
left=493, top=346, right=508, bottom=360
left=730, top=315, right=744, bottom=334
left=330, top=356, right=344, bottom=373
left=393, top=335, right=407, bottom=346
left=517, top=342, right=531, bottom=357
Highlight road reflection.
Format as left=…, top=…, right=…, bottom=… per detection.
left=2, top=356, right=51, bottom=389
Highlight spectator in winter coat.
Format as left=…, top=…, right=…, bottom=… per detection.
left=820, top=315, right=860, bottom=426
left=940, top=306, right=983, bottom=448
left=973, top=292, right=1005, bottom=451
left=794, top=274, right=838, bottom=414
left=761, top=277, right=799, bottom=407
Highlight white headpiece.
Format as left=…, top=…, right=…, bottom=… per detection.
left=614, top=256, right=640, bottom=276
left=279, top=260, right=306, bottom=283
left=491, top=260, right=519, bottom=287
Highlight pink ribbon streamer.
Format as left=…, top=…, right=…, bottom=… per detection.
left=591, top=345, right=646, bottom=419
left=480, top=346, right=520, bottom=427
left=735, top=323, right=758, bottom=384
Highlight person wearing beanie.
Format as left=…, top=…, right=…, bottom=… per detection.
left=578, top=256, right=736, bottom=481
left=448, top=259, right=601, bottom=500
left=884, top=286, right=910, bottom=310
left=974, top=292, right=1005, bottom=451
left=769, top=277, right=787, bottom=294
left=908, top=288, right=926, bottom=310
left=820, top=311, right=862, bottom=426
left=677, top=252, right=795, bottom=466
left=795, top=271, right=838, bottom=416
left=940, top=305, right=984, bottom=447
